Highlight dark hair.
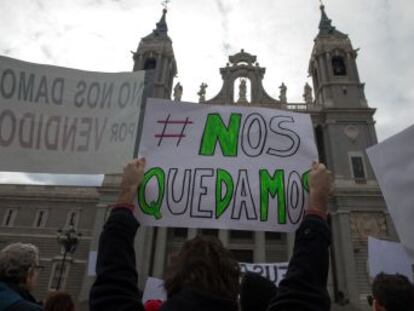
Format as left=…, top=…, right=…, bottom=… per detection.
left=372, top=273, right=414, bottom=311
left=163, top=235, right=240, bottom=301
left=44, top=291, right=75, bottom=311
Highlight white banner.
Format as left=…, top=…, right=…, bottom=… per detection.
left=239, top=262, right=288, bottom=285
left=368, top=237, right=413, bottom=282
left=0, top=55, right=145, bottom=174
left=366, top=125, right=414, bottom=257
left=137, top=98, right=318, bottom=232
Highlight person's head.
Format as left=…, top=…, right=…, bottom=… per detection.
left=44, top=291, right=75, bottom=311
left=0, top=242, right=41, bottom=291
left=369, top=273, right=414, bottom=311
left=240, top=272, right=278, bottom=311
left=164, top=235, right=240, bottom=302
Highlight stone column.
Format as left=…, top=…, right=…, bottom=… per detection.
left=219, top=229, right=229, bottom=247
left=254, top=232, right=266, bottom=262
left=286, top=232, right=295, bottom=259
left=152, top=227, right=168, bottom=278
left=331, top=210, right=359, bottom=304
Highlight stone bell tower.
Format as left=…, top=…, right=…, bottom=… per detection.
left=308, top=6, right=396, bottom=310
left=132, top=8, right=177, bottom=99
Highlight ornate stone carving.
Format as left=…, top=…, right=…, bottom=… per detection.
left=279, top=82, right=287, bottom=104
left=350, top=212, right=387, bottom=241
left=344, top=125, right=359, bottom=143
left=303, top=82, right=313, bottom=104
left=173, top=82, right=183, bottom=101
left=197, top=82, right=208, bottom=103
left=237, top=78, right=248, bottom=104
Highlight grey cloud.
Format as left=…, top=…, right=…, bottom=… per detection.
left=215, top=0, right=233, bottom=55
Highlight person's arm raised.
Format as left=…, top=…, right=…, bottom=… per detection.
left=267, top=161, right=332, bottom=311
left=89, top=159, right=146, bottom=311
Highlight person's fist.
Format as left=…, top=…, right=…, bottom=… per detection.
left=308, top=161, right=332, bottom=214
left=117, top=158, right=146, bottom=205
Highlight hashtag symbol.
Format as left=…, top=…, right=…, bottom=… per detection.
left=155, top=114, right=194, bottom=147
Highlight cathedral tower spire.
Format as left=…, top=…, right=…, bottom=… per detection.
left=132, top=8, right=177, bottom=99
left=308, top=4, right=366, bottom=108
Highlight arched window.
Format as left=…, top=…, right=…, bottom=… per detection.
left=143, top=58, right=157, bottom=70
left=332, top=56, right=347, bottom=76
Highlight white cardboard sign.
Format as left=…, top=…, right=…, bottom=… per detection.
left=0, top=55, right=145, bottom=174
left=368, top=237, right=413, bottom=282
left=137, top=98, right=318, bottom=232
left=239, top=262, right=288, bottom=285
left=366, top=125, right=414, bottom=256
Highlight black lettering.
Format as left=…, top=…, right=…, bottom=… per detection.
left=100, top=82, right=114, bottom=108
left=34, top=75, right=49, bottom=104
left=0, top=69, right=16, bottom=99
left=166, top=168, right=192, bottom=215
left=118, top=82, right=130, bottom=108
left=51, top=78, right=64, bottom=105
left=18, top=112, right=35, bottom=148
left=77, top=117, right=92, bottom=151
left=87, top=82, right=100, bottom=108
left=44, top=116, right=61, bottom=150
left=62, top=117, right=78, bottom=151
left=267, top=115, right=300, bottom=158
left=241, top=113, right=267, bottom=157
left=0, top=109, right=16, bottom=146
left=74, top=80, right=87, bottom=107
left=94, top=117, right=107, bottom=150
left=18, top=72, right=35, bottom=101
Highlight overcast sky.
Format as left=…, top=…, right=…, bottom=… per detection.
left=0, top=0, right=413, bottom=185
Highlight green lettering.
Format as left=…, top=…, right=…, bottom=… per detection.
left=302, top=170, right=310, bottom=192
left=259, top=169, right=286, bottom=224
left=199, top=113, right=241, bottom=156
left=137, top=167, right=165, bottom=219
left=215, top=169, right=234, bottom=218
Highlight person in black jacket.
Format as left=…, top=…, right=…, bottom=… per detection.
left=89, top=159, right=332, bottom=311
left=0, top=243, right=43, bottom=311
left=267, top=161, right=332, bottom=311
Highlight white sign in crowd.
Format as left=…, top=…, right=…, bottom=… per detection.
left=136, top=98, right=318, bottom=232
left=0, top=55, right=145, bottom=174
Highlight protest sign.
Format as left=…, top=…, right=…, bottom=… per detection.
left=142, top=262, right=288, bottom=302
left=0, top=55, right=145, bottom=174
left=366, top=125, right=414, bottom=256
left=368, top=237, right=413, bottom=282
left=137, top=98, right=318, bottom=232
left=142, top=277, right=167, bottom=303
left=239, top=262, right=288, bottom=285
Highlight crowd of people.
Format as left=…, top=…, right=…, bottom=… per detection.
left=0, top=159, right=413, bottom=311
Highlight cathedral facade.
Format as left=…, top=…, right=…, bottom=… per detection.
left=0, top=6, right=396, bottom=311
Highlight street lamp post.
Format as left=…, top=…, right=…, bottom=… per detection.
left=55, top=223, right=82, bottom=290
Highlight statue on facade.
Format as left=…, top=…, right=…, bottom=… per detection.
left=303, top=82, right=313, bottom=105
left=237, top=78, right=248, bottom=104
left=279, top=82, right=287, bottom=104
left=198, top=83, right=208, bottom=103
left=173, top=82, right=183, bottom=101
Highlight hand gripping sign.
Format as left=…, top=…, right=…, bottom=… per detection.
left=136, top=98, right=318, bottom=232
